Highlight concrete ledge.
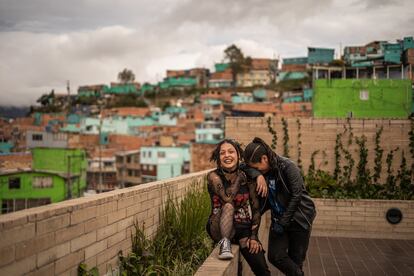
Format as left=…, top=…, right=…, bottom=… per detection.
left=195, top=245, right=240, bottom=276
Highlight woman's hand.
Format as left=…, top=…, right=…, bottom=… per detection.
left=246, top=238, right=263, bottom=254
left=256, top=175, right=268, bottom=197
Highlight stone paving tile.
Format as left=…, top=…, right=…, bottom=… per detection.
left=268, top=237, right=414, bottom=276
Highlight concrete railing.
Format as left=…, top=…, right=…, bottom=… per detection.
left=0, top=170, right=209, bottom=275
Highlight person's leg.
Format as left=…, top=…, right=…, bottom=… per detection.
left=287, top=222, right=311, bottom=271
left=217, top=203, right=235, bottom=259
left=267, top=227, right=303, bottom=276
left=220, top=203, right=234, bottom=238
left=239, top=238, right=270, bottom=276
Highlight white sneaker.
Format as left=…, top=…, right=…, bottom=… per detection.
left=218, top=238, right=233, bottom=260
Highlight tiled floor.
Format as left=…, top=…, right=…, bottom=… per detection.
left=270, top=236, right=414, bottom=276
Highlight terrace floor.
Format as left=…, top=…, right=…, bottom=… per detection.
left=270, top=236, right=414, bottom=276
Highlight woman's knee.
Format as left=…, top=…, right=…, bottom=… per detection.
left=222, top=202, right=234, bottom=211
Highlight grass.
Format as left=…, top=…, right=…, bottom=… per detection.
left=118, top=184, right=213, bottom=275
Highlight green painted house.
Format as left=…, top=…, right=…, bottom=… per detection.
left=0, top=170, right=78, bottom=213
left=0, top=148, right=87, bottom=213
left=313, top=79, right=412, bottom=118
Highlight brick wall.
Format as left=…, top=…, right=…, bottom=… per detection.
left=226, top=117, right=411, bottom=182
left=0, top=170, right=208, bottom=275
left=313, top=198, right=414, bottom=239
left=191, top=143, right=216, bottom=172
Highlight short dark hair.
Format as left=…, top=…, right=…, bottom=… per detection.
left=210, top=139, right=244, bottom=168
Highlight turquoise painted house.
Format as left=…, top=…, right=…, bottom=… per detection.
left=140, top=146, right=190, bottom=182
left=231, top=93, right=253, bottom=104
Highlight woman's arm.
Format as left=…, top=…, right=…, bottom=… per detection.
left=207, top=171, right=232, bottom=203
left=240, top=163, right=268, bottom=197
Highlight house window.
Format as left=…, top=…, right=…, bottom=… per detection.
left=143, top=165, right=148, bottom=170
left=127, top=156, right=132, bottom=163
left=32, top=134, right=43, bottom=141
left=33, top=177, right=53, bottom=188
left=360, top=90, right=369, bottom=100
left=148, top=151, right=152, bottom=158
left=149, top=165, right=154, bottom=171
left=143, top=152, right=146, bottom=158
left=158, top=151, right=166, bottom=158
left=133, top=155, right=139, bottom=163
left=128, top=170, right=133, bottom=176
left=103, top=162, right=112, bottom=168
left=9, top=177, right=21, bottom=189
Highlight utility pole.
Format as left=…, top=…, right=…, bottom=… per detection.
left=66, top=80, right=71, bottom=113
left=98, top=103, right=103, bottom=193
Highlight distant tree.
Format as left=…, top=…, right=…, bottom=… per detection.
left=117, top=68, right=135, bottom=84
left=224, top=44, right=252, bottom=88
left=37, top=89, right=55, bottom=106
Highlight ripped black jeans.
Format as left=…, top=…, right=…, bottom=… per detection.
left=267, top=220, right=311, bottom=276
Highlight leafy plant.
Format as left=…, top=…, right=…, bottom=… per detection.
left=281, top=117, right=290, bottom=157
left=333, top=133, right=342, bottom=181
left=373, top=127, right=384, bottom=184
left=296, top=118, right=303, bottom=173
left=78, top=263, right=99, bottom=276
left=266, top=116, right=278, bottom=150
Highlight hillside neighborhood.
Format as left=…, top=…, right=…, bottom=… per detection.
left=1, top=36, right=413, bottom=214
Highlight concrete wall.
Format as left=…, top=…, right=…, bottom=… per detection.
left=0, top=170, right=208, bottom=275
left=226, top=117, right=411, bottom=182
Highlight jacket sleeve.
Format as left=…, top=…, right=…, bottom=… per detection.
left=247, top=176, right=261, bottom=240
left=279, top=161, right=303, bottom=226
left=240, top=163, right=261, bottom=180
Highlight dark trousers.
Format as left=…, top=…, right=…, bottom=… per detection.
left=268, top=221, right=311, bottom=276
left=240, top=247, right=271, bottom=276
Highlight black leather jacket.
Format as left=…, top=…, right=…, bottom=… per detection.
left=242, top=155, right=316, bottom=230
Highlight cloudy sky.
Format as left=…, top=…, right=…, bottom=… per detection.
left=0, top=0, right=413, bottom=106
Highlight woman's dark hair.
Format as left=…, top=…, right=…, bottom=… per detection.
left=210, top=138, right=244, bottom=168
left=243, top=137, right=277, bottom=166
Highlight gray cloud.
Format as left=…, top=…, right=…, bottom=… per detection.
left=0, top=0, right=413, bottom=105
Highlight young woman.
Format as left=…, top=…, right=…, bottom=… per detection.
left=206, top=139, right=270, bottom=276
left=243, top=137, right=316, bottom=276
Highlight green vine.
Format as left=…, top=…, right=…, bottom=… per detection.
left=397, top=151, right=413, bottom=199
left=308, top=150, right=320, bottom=180
left=340, top=120, right=355, bottom=186
left=355, top=135, right=371, bottom=186
left=333, top=133, right=342, bottom=182
left=281, top=117, right=289, bottom=157
left=266, top=116, right=278, bottom=150
left=345, top=118, right=354, bottom=146
left=385, top=147, right=399, bottom=191
left=373, top=126, right=384, bottom=184
left=296, top=118, right=303, bottom=172
left=409, top=118, right=414, bottom=181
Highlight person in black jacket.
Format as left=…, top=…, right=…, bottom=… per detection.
left=243, top=137, right=316, bottom=276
